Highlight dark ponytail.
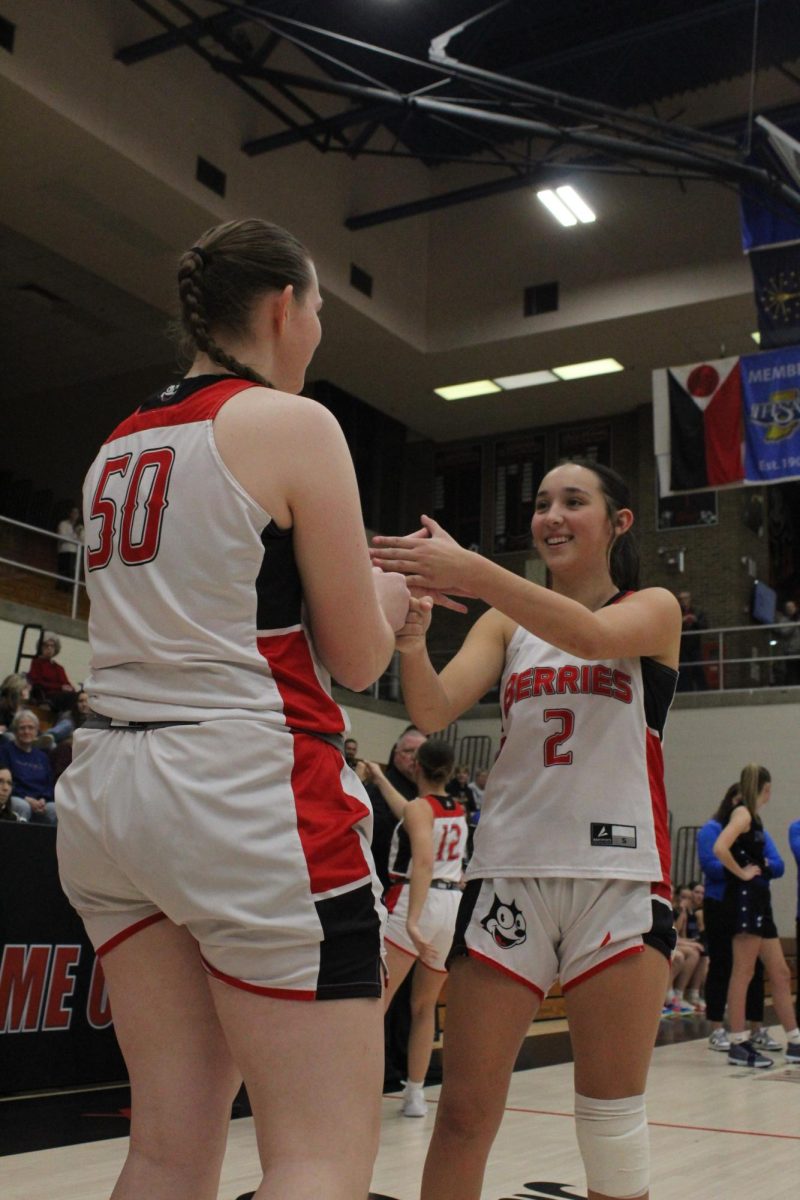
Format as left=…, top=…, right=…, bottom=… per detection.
left=567, top=458, right=640, bottom=591
left=415, top=738, right=455, bottom=786
left=174, top=218, right=313, bottom=384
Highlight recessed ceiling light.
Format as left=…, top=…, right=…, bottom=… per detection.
left=434, top=380, right=502, bottom=401
left=751, top=331, right=761, bottom=344
left=552, top=358, right=624, bottom=380
left=537, top=189, right=577, bottom=226
left=556, top=185, right=596, bottom=223
left=494, top=370, right=558, bottom=389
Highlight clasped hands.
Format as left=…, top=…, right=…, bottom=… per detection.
left=371, top=514, right=477, bottom=652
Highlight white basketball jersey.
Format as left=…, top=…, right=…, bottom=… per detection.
left=81, top=375, right=347, bottom=732
left=468, top=608, right=675, bottom=899
left=388, top=794, right=469, bottom=883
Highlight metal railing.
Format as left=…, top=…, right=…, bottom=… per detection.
left=352, top=621, right=800, bottom=707
left=0, top=515, right=85, bottom=619
left=678, top=624, right=800, bottom=692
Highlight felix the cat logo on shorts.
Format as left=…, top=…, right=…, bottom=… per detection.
left=591, top=822, right=637, bottom=848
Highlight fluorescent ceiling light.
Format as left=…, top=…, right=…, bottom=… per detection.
left=538, top=185, right=596, bottom=226
left=751, top=331, right=761, bottom=344
left=494, top=370, right=558, bottom=389
left=552, top=358, right=624, bottom=380
left=556, top=185, right=596, bottom=223
left=434, top=379, right=502, bottom=401
left=537, top=189, right=577, bottom=226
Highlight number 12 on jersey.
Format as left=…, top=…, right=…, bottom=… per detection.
left=87, top=447, right=175, bottom=570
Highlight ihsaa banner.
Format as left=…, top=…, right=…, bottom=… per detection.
left=742, top=345, right=800, bottom=482
left=653, top=346, right=800, bottom=494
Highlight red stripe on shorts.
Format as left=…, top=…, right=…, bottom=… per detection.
left=257, top=630, right=344, bottom=734
left=289, top=733, right=373, bottom=895
left=96, top=912, right=167, bottom=957
left=200, top=954, right=315, bottom=1000
left=468, top=949, right=545, bottom=998
left=561, top=944, right=644, bottom=992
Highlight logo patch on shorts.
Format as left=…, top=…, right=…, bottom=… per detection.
left=590, top=822, right=637, bottom=848
left=480, top=894, right=527, bottom=949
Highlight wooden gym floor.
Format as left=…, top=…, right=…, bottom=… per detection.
left=2, top=1013, right=798, bottom=1200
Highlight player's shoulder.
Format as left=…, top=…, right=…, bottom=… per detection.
left=225, top=386, right=333, bottom=424
left=620, top=586, right=682, bottom=616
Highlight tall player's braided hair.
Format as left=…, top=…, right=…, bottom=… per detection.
left=567, top=458, right=640, bottom=591
left=175, top=218, right=313, bottom=385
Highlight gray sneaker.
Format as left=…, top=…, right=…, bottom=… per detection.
left=708, top=1028, right=730, bottom=1052
left=751, top=1027, right=781, bottom=1051
left=727, top=1039, right=773, bottom=1068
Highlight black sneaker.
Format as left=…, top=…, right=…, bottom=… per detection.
left=727, top=1039, right=773, bottom=1068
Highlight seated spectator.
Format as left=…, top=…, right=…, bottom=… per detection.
left=27, top=632, right=77, bottom=712
left=49, top=687, right=91, bottom=745
left=0, top=766, right=25, bottom=822
left=675, top=884, right=708, bottom=1010
left=0, top=710, right=57, bottom=824
left=663, top=887, right=705, bottom=1015
left=445, top=762, right=471, bottom=805
left=51, top=689, right=92, bottom=782
left=0, top=673, right=32, bottom=735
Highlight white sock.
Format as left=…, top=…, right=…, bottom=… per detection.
left=785, top=1028, right=800, bottom=1044
left=404, top=1079, right=424, bottom=1092
left=730, top=1030, right=749, bottom=1044
left=673, top=989, right=684, bottom=1001
left=687, top=990, right=699, bottom=1002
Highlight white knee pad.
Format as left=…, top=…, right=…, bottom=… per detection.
left=574, top=1092, right=649, bottom=1198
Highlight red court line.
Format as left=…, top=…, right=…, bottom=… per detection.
left=382, top=1095, right=800, bottom=1141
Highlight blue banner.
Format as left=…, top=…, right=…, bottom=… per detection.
left=741, top=346, right=800, bottom=483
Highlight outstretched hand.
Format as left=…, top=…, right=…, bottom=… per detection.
left=371, top=515, right=475, bottom=614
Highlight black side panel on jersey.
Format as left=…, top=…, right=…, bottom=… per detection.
left=391, top=824, right=412, bottom=877
left=255, top=521, right=303, bottom=630
left=641, top=657, right=678, bottom=738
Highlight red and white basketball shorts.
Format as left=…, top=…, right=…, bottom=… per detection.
left=384, top=882, right=461, bottom=974
left=56, top=721, right=386, bottom=1000
left=452, top=876, right=670, bottom=997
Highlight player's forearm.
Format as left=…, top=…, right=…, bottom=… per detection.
left=466, top=555, right=601, bottom=659
left=399, top=647, right=457, bottom=734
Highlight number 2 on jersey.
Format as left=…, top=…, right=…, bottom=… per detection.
left=87, top=447, right=175, bottom=570
left=543, top=707, right=575, bottom=766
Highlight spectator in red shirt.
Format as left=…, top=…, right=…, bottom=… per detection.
left=27, top=632, right=77, bottom=712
